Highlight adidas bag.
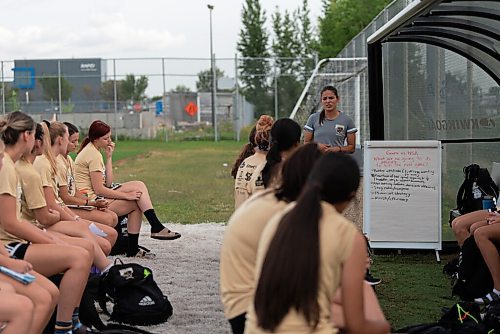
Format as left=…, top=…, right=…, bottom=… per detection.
left=100, top=259, right=173, bottom=326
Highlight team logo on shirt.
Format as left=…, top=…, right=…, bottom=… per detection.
left=255, top=175, right=264, bottom=187
left=16, top=182, right=23, bottom=207
left=335, top=124, right=345, bottom=135
left=68, top=174, right=75, bottom=194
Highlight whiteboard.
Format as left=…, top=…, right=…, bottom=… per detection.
left=363, top=141, right=442, bottom=250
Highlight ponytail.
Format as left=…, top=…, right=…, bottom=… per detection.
left=319, top=109, right=325, bottom=126
left=40, top=122, right=58, bottom=177
left=254, top=153, right=360, bottom=331
left=78, top=137, right=91, bottom=153
left=254, top=183, right=322, bottom=331
left=261, top=142, right=281, bottom=187
left=231, top=143, right=254, bottom=179
left=261, top=118, right=301, bottom=188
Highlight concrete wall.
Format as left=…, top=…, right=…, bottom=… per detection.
left=31, top=112, right=157, bottom=139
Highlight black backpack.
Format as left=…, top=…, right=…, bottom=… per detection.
left=484, top=299, right=500, bottom=332
left=456, top=164, right=499, bottom=215
left=80, top=259, right=173, bottom=330
left=395, top=302, right=487, bottom=334
left=452, top=236, right=493, bottom=301
left=110, top=216, right=129, bottom=256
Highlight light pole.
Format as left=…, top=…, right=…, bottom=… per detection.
left=208, top=4, right=218, bottom=142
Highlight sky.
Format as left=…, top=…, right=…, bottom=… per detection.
left=0, top=0, right=323, bottom=93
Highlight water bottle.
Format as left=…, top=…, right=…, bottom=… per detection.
left=482, top=195, right=495, bottom=211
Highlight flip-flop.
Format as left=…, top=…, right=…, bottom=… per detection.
left=127, top=245, right=156, bottom=259
left=151, top=229, right=181, bottom=240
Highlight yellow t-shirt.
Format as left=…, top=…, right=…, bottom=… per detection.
left=74, top=143, right=105, bottom=200
left=245, top=202, right=358, bottom=334
left=33, top=155, right=64, bottom=205
left=234, top=152, right=267, bottom=209
left=57, top=155, right=76, bottom=197
left=15, top=159, right=48, bottom=225
left=220, top=189, right=288, bottom=319
left=0, top=154, right=25, bottom=245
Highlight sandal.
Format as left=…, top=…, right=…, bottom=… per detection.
left=474, top=290, right=500, bottom=305
left=127, top=245, right=156, bottom=259
left=151, top=228, right=181, bottom=240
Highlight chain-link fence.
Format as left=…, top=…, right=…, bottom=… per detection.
left=294, top=0, right=499, bottom=234
left=0, top=56, right=317, bottom=140
left=290, top=57, right=368, bottom=145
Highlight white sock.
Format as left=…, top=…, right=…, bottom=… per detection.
left=101, top=263, right=114, bottom=274
left=493, top=288, right=500, bottom=295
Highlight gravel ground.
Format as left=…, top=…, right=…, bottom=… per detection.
left=111, top=223, right=229, bottom=334
left=111, top=183, right=364, bottom=334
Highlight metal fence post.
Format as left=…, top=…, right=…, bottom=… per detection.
left=235, top=53, right=241, bottom=141
left=162, top=57, right=168, bottom=142
left=274, top=58, right=278, bottom=119
left=113, top=59, right=118, bottom=142
left=1, top=61, right=5, bottom=115
left=58, top=60, right=62, bottom=115
left=212, top=53, right=218, bottom=142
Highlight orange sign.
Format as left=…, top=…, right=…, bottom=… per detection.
left=184, top=102, right=198, bottom=117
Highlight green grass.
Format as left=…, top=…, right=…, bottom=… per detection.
left=110, top=139, right=459, bottom=329
left=372, top=253, right=458, bottom=329
left=111, top=140, right=242, bottom=224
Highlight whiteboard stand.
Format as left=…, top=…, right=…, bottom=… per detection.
left=363, top=140, right=442, bottom=260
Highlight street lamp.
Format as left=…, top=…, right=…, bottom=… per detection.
left=207, top=4, right=218, bottom=142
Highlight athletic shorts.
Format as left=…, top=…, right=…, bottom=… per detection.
left=5, top=242, right=30, bottom=260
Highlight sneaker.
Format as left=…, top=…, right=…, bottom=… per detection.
left=474, top=290, right=500, bottom=305
left=365, top=272, right=382, bottom=286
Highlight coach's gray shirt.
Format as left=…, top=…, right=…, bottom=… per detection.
left=304, top=111, right=357, bottom=147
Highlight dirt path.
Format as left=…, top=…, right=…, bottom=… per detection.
left=114, top=186, right=364, bottom=333
left=118, top=223, right=229, bottom=334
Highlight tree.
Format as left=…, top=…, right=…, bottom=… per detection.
left=100, top=80, right=125, bottom=101
left=295, top=0, right=318, bottom=81
left=38, top=76, right=73, bottom=101
left=196, top=68, right=225, bottom=92
left=237, top=0, right=271, bottom=117
left=170, top=85, right=192, bottom=93
left=272, top=9, right=300, bottom=72
left=150, top=95, right=164, bottom=102
left=121, top=74, right=148, bottom=102
left=318, top=0, right=391, bottom=58
left=271, top=8, right=303, bottom=118
left=3, top=87, right=21, bottom=111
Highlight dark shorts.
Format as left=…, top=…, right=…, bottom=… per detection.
left=5, top=242, right=30, bottom=260
left=228, top=313, right=246, bottom=334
